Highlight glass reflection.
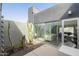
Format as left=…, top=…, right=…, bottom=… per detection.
left=34, top=21, right=62, bottom=46
left=64, top=20, right=77, bottom=48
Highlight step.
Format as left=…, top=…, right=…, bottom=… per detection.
left=59, top=45, right=79, bottom=56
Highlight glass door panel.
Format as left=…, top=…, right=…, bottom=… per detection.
left=63, top=19, right=78, bottom=48
left=45, top=21, right=62, bottom=46
left=34, top=21, right=62, bottom=46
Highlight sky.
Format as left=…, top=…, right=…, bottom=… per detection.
left=2, top=3, right=56, bottom=23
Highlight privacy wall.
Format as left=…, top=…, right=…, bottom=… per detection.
left=0, top=20, right=27, bottom=51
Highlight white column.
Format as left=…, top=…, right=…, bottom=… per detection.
left=61, top=20, right=64, bottom=45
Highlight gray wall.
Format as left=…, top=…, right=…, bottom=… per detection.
left=28, top=7, right=34, bottom=23
left=62, top=4, right=79, bottom=19
left=33, top=3, right=72, bottom=24
left=28, top=7, right=40, bottom=23
left=28, top=3, right=79, bottom=24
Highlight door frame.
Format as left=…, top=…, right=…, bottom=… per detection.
left=61, top=18, right=79, bottom=46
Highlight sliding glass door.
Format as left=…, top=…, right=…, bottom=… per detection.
left=50, top=21, right=62, bottom=45
left=62, top=18, right=78, bottom=49
left=34, top=21, right=62, bottom=46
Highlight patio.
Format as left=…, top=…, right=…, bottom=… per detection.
left=24, top=44, right=68, bottom=56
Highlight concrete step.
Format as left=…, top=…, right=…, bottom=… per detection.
left=59, top=45, right=79, bottom=56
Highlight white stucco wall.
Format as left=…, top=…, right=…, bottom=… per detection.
left=0, top=20, right=27, bottom=50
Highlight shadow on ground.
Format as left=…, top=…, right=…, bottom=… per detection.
left=10, top=43, right=44, bottom=56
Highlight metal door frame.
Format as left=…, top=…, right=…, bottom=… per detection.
left=61, top=18, right=79, bottom=46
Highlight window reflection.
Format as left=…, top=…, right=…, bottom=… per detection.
left=34, top=21, right=62, bottom=46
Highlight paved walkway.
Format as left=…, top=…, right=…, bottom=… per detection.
left=24, top=44, right=68, bottom=56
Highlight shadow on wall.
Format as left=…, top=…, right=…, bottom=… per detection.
left=9, top=21, right=26, bottom=49
left=0, top=20, right=27, bottom=55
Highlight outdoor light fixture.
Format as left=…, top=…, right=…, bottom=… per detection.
left=68, top=10, right=72, bottom=15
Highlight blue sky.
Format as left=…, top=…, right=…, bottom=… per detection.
left=2, top=3, right=56, bottom=23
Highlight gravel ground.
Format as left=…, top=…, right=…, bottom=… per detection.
left=10, top=43, right=44, bottom=56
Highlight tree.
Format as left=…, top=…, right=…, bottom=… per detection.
left=27, top=23, right=34, bottom=44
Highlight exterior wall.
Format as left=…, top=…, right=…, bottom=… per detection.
left=2, top=20, right=11, bottom=48
left=9, top=21, right=26, bottom=48
left=28, top=7, right=40, bottom=23
left=28, top=3, right=79, bottom=49
left=0, top=20, right=27, bottom=50
left=32, top=3, right=79, bottom=24
left=61, top=4, right=79, bottom=19
left=0, top=3, right=3, bottom=52
left=34, top=4, right=72, bottom=24
left=0, top=3, right=2, bottom=20
left=28, top=7, right=34, bottom=23
left=77, top=19, right=79, bottom=48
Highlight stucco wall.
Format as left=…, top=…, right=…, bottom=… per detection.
left=28, top=7, right=40, bottom=23
left=0, top=20, right=27, bottom=51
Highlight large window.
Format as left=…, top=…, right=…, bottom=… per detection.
left=34, top=21, right=62, bottom=46
left=34, top=23, right=45, bottom=38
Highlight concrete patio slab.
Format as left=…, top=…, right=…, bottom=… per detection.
left=24, top=52, right=37, bottom=56
left=24, top=44, right=68, bottom=56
